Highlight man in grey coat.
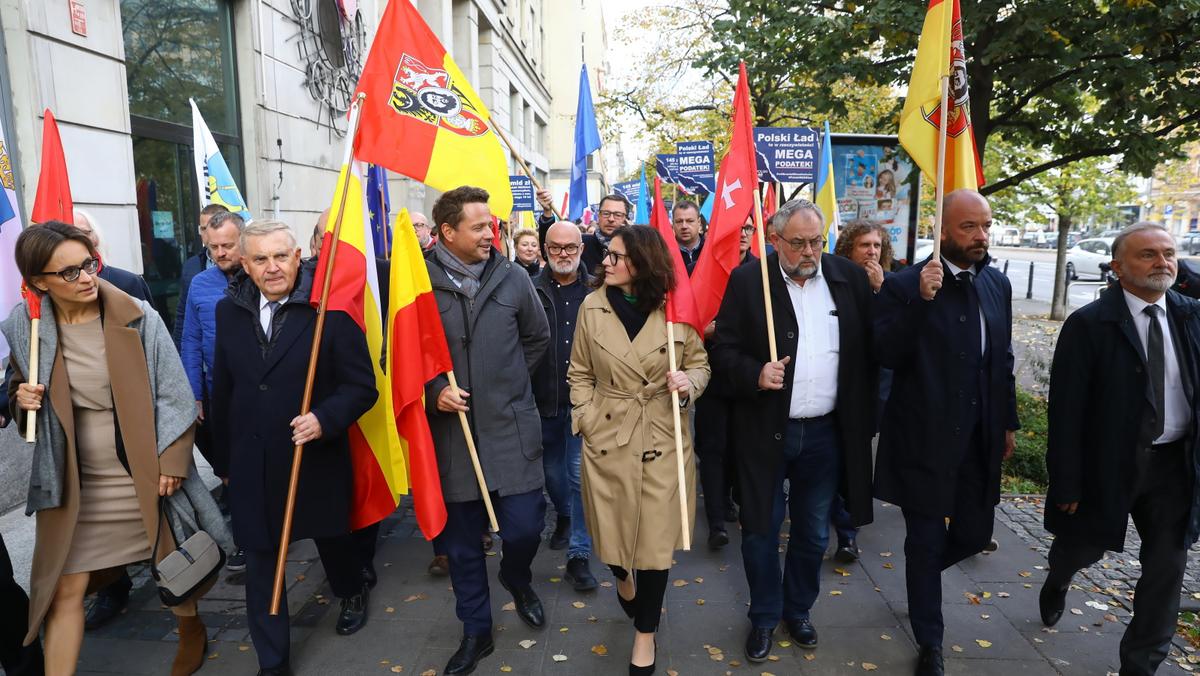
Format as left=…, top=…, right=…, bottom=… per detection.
left=425, top=186, right=551, bottom=675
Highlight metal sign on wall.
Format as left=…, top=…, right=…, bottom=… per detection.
left=69, top=0, right=88, bottom=36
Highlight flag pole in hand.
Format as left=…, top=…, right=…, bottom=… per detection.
left=489, top=118, right=563, bottom=221
left=21, top=286, right=40, bottom=442
left=931, top=74, right=950, bottom=261
left=666, top=321, right=691, bottom=551
left=445, top=371, right=499, bottom=532
left=752, top=189, right=778, bottom=362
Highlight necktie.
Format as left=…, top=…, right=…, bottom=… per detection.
left=958, top=271, right=981, bottom=356
left=266, top=301, right=281, bottom=339
left=1144, top=304, right=1165, bottom=439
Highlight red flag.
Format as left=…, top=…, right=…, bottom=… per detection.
left=650, top=176, right=702, bottom=335
left=690, top=62, right=756, bottom=327
left=20, top=284, right=41, bottom=321
left=762, top=183, right=777, bottom=223
left=560, top=192, right=569, bottom=220
left=31, top=110, right=73, bottom=225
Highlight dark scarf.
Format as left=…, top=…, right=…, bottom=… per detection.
left=606, top=285, right=649, bottom=340
left=433, top=240, right=488, bottom=298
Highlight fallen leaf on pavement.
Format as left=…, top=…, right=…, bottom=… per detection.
left=385, top=606, right=395, bottom=614
left=804, top=654, right=816, bottom=661
left=500, top=666, right=512, bottom=673
left=882, top=562, right=895, bottom=569
left=778, top=641, right=792, bottom=648
left=560, top=627, right=569, bottom=633
left=976, top=640, right=993, bottom=648
left=697, top=599, right=706, bottom=605
left=965, top=593, right=981, bottom=605
left=404, top=593, right=428, bottom=602
left=591, top=644, right=608, bottom=656
left=1070, top=608, right=1084, bottom=615
left=552, top=654, right=568, bottom=662
left=572, top=601, right=586, bottom=609
left=880, top=551, right=893, bottom=557
left=673, top=579, right=689, bottom=587
left=390, top=667, right=404, bottom=674
left=830, top=590, right=843, bottom=596
left=1086, top=600, right=1109, bottom=611
left=951, top=645, right=964, bottom=653
left=981, top=614, right=991, bottom=619
left=501, top=602, right=515, bottom=611
left=982, top=592, right=992, bottom=599
left=519, top=640, right=537, bottom=649
left=1019, top=571, right=1032, bottom=578
left=600, top=581, right=613, bottom=588
left=881, top=634, right=892, bottom=640
left=997, top=592, right=1011, bottom=598
left=863, top=663, right=878, bottom=671
left=549, top=577, right=562, bottom=582
left=694, top=577, right=704, bottom=583
left=421, top=671, right=436, bottom=676
left=834, top=567, right=852, bottom=577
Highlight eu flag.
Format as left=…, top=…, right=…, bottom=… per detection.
left=366, top=164, right=391, bottom=257
left=569, top=64, right=602, bottom=221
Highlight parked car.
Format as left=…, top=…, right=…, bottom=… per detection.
left=913, top=238, right=934, bottom=262
left=1066, top=237, right=1115, bottom=280
left=1179, top=231, right=1200, bottom=256
left=1045, top=232, right=1080, bottom=250
left=996, top=227, right=1021, bottom=246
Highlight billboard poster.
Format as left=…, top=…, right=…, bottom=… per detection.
left=613, top=179, right=641, bottom=221
left=509, top=175, right=535, bottom=211
left=829, top=136, right=921, bottom=263
left=675, top=140, right=715, bottom=193
left=655, top=153, right=685, bottom=192
left=754, top=127, right=819, bottom=183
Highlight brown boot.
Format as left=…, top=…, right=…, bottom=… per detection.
left=172, top=614, right=207, bottom=675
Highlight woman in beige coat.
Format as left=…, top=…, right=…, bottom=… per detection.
left=568, top=225, right=710, bottom=675
left=4, top=222, right=217, bottom=676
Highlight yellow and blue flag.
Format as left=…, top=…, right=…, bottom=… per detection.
left=815, top=121, right=839, bottom=253
left=191, top=99, right=251, bottom=221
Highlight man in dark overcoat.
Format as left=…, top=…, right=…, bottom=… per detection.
left=873, top=190, right=1018, bottom=676
left=710, top=199, right=876, bottom=663
left=424, top=186, right=551, bottom=675
left=1042, top=222, right=1200, bottom=676
left=211, top=219, right=378, bottom=675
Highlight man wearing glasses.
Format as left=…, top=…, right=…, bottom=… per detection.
left=531, top=221, right=598, bottom=592
left=537, top=190, right=630, bottom=274
left=710, top=200, right=877, bottom=663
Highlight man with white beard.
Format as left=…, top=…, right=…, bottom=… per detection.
left=531, top=221, right=598, bottom=591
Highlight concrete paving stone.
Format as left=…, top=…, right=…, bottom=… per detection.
left=936, top=602, right=1044, bottom=661
left=942, top=657, right=1062, bottom=675
left=292, top=618, right=426, bottom=673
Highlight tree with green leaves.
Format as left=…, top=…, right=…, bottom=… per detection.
left=695, top=0, right=1200, bottom=196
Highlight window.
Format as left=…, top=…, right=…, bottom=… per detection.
left=121, top=0, right=242, bottom=330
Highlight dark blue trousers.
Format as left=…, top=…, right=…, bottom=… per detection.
left=245, top=535, right=363, bottom=669
left=741, top=416, right=840, bottom=628
left=902, top=441, right=994, bottom=648
left=436, top=488, right=546, bottom=635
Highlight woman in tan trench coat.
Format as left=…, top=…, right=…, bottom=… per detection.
left=3, top=222, right=217, bottom=676
left=568, top=225, right=710, bottom=675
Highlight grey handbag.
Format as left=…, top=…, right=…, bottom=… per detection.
left=150, top=496, right=226, bottom=606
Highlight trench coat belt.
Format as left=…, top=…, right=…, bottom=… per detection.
left=595, top=380, right=666, bottom=447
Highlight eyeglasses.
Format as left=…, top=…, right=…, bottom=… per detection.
left=778, top=237, right=826, bottom=253
left=598, top=210, right=627, bottom=220
left=546, top=243, right=581, bottom=256
left=740, top=225, right=756, bottom=235
left=603, top=250, right=630, bottom=266
left=38, top=256, right=100, bottom=282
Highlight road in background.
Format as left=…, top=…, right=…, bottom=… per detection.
left=988, top=245, right=1107, bottom=310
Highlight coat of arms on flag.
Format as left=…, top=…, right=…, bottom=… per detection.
left=920, top=11, right=971, bottom=139
left=389, top=54, right=488, bottom=137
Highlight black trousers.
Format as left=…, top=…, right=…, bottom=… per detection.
left=1046, top=445, right=1191, bottom=676
left=0, top=534, right=43, bottom=676
left=609, top=566, right=670, bottom=633
left=244, top=535, right=363, bottom=669
left=902, top=438, right=994, bottom=648
left=353, top=522, right=381, bottom=566
left=694, top=393, right=737, bottom=531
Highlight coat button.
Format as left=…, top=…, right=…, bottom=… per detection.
left=1136, top=366, right=1143, bottom=373
left=787, top=331, right=795, bottom=339
left=259, top=384, right=268, bottom=391
left=600, top=449, right=607, bottom=455
left=654, top=450, right=662, bottom=457
left=959, top=352, right=966, bottom=360
left=954, top=426, right=961, bottom=435
left=959, top=315, right=967, bottom=322
left=642, top=379, right=649, bottom=385
left=605, top=413, right=611, bottom=420
left=774, top=432, right=782, bottom=440
left=971, top=398, right=978, bottom=406
left=659, top=347, right=666, bottom=353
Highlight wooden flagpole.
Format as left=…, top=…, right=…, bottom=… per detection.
left=270, top=93, right=366, bottom=616
left=931, top=74, right=950, bottom=261
left=24, top=317, right=39, bottom=442
left=445, top=371, right=499, bottom=532
left=665, top=321, right=691, bottom=551
left=752, top=189, right=778, bottom=361
left=489, top=117, right=564, bottom=221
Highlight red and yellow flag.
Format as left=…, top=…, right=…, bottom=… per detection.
left=386, top=209, right=453, bottom=540
left=353, top=0, right=513, bottom=218
left=310, top=159, right=406, bottom=530
left=898, top=0, right=984, bottom=192
left=31, top=109, right=73, bottom=224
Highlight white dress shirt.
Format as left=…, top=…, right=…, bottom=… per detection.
left=781, top=263, right=839, bottom=418
left=1123, top=290, right=1190, bottom=444
left=943, top=258, right=987, bottom=354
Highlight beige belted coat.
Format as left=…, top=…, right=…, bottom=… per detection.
left=567, top=288, right=710, bottom=570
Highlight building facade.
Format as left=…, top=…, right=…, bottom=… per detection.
left=0, top=0, right=560, bottom=331
left=1141, top=141, right=1200, bottom=235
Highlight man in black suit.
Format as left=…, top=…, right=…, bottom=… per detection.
left=711, top=199, right=877, bottom=663
left=873, top=190, right=1018, bottom=676
left=211, top=219, right=376, bottom=675
left=1041, top=222, right=1200, bottom=676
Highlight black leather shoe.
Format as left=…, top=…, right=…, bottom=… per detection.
left=445, top=634, right=494, bottom=675
left=257, top=663, right=292, bottom=676
left=786, top=617, right=817, bottom=648
left=335, top=584, right=369, bottom=635
left=549, top=515, right=570, bottom=550
left=915, top=645, right=944, bottom=676
left=629, top=638, right=657, bottom=675
left=834, top=538, right=860, bottom=563
left=363, top=563, right=378, bottom=589
left=707, top=528, right=730, bottom=550
left=565, top=557, right=598, bottom=592
left=498, top=572, right=545, bottom=628
left=744, top=626, right=774, bottom=662
left=1039, top=581, right=1068, bottom=627
left=84, top=590, right=129, bottom=633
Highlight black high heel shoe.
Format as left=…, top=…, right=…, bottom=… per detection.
left=629, top=639, right=656, bottom=675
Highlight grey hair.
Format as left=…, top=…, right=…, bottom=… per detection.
left=769, top=198, right=826, bottom=236
left=1112, top=221, right=1171, bottom=260
left=240, top=219, right=297, bottom=252
left=208, top=210, right=246, bottom=233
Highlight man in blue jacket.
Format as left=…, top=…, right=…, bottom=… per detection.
left=173, top=203, right=229, bottom=345
left=873, top=190, right=1018, bottom=676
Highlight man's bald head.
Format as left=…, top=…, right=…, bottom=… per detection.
left=411, top=211, right=432, bottom=247
left=311, top=208, right=331, bottom=257
left=547, top=221, right=582, bottom=245
left=940, top=189, right=992, bottom=267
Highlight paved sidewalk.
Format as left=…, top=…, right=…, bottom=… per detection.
left=49, top=495, right=1194, bottom=676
